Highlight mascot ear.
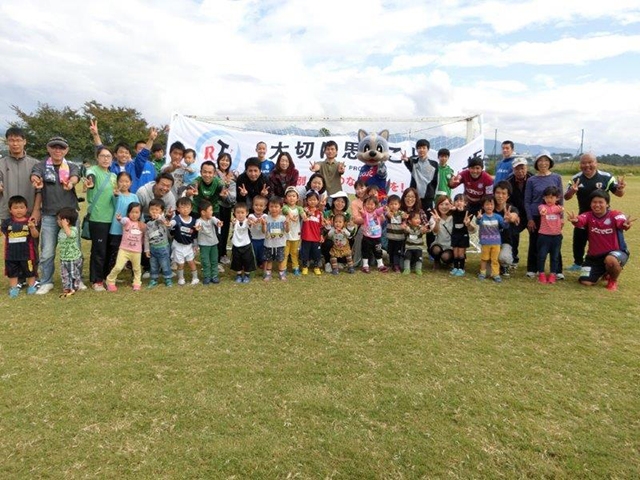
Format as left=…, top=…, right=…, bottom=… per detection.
left=358, top=129, right=368, bottom=142
left=378, top=130, right=389, bottom=141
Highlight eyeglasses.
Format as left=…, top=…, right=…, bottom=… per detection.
left=98, top=154, right=113, bottom=159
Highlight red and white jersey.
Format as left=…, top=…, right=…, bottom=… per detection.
left=459, top=170, right=493, bottom=204
left=574, top=209, right=627, bottom=257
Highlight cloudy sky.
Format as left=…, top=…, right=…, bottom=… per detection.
left=1, top=0, right=639, bottom=154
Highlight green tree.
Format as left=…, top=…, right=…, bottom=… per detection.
left=11, top=103, right=87, bottom=161
left=318, top=127, right=331, bottom=137
left=10, top=100, right=160, bottom=162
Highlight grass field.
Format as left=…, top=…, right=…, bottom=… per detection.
left=1, top=177, right=639, bottom=478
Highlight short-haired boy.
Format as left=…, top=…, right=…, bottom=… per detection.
left=144, top=199, right=173, bottom=288
left=476, top=195, right=505, bottom=282
left=436, top=148, right=454, bottom=198
left=450, top=157, right=494, bottom=216
left=1, top=196, right=39, bottom=297
left=385, top=194, right=405, bottom=272
left=195, top=200, right=223, bottom=284
left=568, top=189, right=634, bottom=291
left=256, top=141, right=275, bottom=175
left=282, top=186, right=305, bottom=276
left=231, top=203, right=257, bottom=283
left=248, top=195, right=268, bottom=269
left=170, top=197, right=199, bottom=285
left=262, top=196, right=290, bottom=281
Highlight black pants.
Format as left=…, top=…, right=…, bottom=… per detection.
left=89, top=221, right=111, bottom=283
left=362, top=236, right=383, bottom=261
left=572, top=226, right=588, bottom=265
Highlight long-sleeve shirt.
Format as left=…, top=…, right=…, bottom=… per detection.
left=524, top=173, right=563, bottom=221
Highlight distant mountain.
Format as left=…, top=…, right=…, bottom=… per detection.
left=483, top=139, right=578, bottom=158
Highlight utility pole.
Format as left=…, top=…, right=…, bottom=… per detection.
left=492, top=129, right=497, bottom=159
left=579, top=129, right=584, bottom=155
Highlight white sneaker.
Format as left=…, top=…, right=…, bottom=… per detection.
left=35, top=283, right=54, bottom=295
left=220, top=255, right=231, bottom=265
left=526, top=271, right=536, bottom=278
left=77, top=281, right=88, bottom=291
left=178, top=278, right=186, bottom=286
left=142, top=271, right=151, bottom=279
left=218, top=264, right=225, bottom=273
left=92, top=283, right=106, bottom=292
left=556, top=273, right=565, bottom=280
left=324, top=262, right=332, bottom=273
left=191, top=278, right=200, bottom=285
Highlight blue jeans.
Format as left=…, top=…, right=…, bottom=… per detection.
left=537, top=233, right=562, bottom=273
left=150, top=245, right=172, bottom=280
left=39, top=214, right=82, bottom=285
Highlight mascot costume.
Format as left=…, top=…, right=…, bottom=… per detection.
left=356, top=129, right=389, bottom=203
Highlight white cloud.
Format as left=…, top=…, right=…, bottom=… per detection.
left=0, top=0, right=639, bottom=154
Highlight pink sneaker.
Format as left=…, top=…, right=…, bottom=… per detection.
left=606, top=280, right=618, bottom=291
left=538, top=273, right=547, bottom=284
left=132, top=284, right=141, bottom=291
left=361, top=266, right=370, bottom=274
left=547, top=273, right=557, bottom=284
left=378, top=265, right=389, bottom=273
left=106, top=283, right=117, bottom=292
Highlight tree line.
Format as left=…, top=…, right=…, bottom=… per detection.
left=6, top=100, right=168, bottom=161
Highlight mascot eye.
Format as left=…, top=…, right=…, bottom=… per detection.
left=377, top=145, right=383, bottom=153
left=363, top=145, right=370, bottom=152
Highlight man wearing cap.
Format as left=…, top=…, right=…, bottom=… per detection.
left=563, top=152, right=626, bottom=271
left=494, top=140, right=516, bottom=183
left=30, top=137, right=82, bottom=295
left=506, top=157, right=532, bottom=266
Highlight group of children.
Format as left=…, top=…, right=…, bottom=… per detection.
left=2, top=140, right=634, bottom=295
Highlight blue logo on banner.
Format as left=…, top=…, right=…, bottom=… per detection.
left=195, top=130, right=243, bottom=171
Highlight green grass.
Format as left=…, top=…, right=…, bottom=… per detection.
left=1, top=178, right=639, bottom=478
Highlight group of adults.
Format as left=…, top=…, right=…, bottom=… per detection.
left=0, top=128, right=627, bottom=294
left=496, top=141, right=626, bottom=277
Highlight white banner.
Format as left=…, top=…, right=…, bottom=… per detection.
left=167, top=113, right=484, bottom=197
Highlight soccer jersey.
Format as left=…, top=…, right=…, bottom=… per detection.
left=459, top=170, right=493, bottom=205
left=568, top=171, right=619, bottom=213
left=1, top=217, right=37, bottom=261
left=573, top=210, right=628, bottom=256
left=301, top=209, right=323, bottom=242
left=170, top=215, right=197, bottom=245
